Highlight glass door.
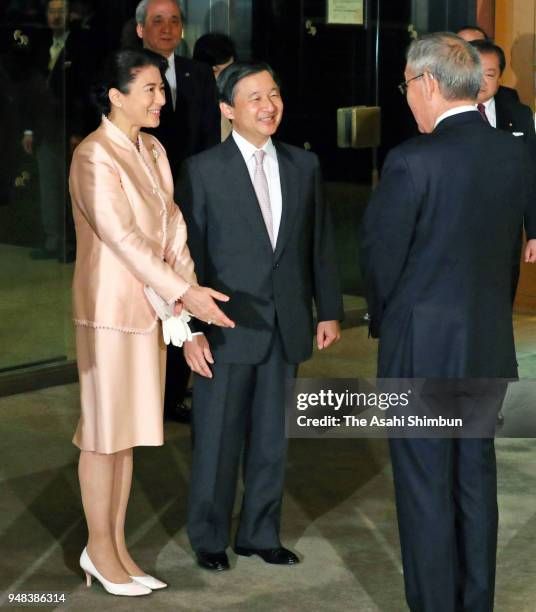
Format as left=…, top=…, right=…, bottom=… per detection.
left=0, top=0, right=73, bottom=372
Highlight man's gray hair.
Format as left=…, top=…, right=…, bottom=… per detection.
left=135, top=0, right=184, bottom=25
left=406, top=32, right=482, bottom=101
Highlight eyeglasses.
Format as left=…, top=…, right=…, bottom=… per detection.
left=398, top=73, right=425, bottom=96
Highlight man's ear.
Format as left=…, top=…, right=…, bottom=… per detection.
left=136, top=23, right=144, bottom=40
left=422, top=72, right=437, bottom=100
left=220, top=101, right=234, bottom=120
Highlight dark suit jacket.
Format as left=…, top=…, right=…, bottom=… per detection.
left=495, top=91, right=536, bottom=161
left=20, top=28, right=97, bottom=144
left=360, top=111, right=536, bottom=378
left=144, top=56, right=220, bottom=178
left=177, top=136, right=344, bottom=365
left=495, top=84, right=519, bottom=104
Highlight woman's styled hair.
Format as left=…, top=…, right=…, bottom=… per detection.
left=91, top=48, right=167, bottom=115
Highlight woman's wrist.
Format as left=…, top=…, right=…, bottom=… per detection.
left=167, top=282, right=194, bottom=306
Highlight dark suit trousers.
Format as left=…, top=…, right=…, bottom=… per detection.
left=187, top=332, right=296, bottom=553
left=164, top=345, right=190, bottom=410
left=389, top=438, right=497, bottom=612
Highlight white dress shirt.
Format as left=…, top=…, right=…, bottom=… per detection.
left=49, top=31, right=69, bottom=71
left=232, top=130, right=283, bottom=244
left=434, top=105, right=479, bottom=129
left=482, top=97, right=497, bottom=128
left=165, top=52, right=177, bottom=110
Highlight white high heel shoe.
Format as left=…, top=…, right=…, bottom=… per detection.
left=130, top=574, right=168, bottom=590
left=80, top=548, right=151, bottom=596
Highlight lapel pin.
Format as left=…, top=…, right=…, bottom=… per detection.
left=185, top=72, right=190, bottom=77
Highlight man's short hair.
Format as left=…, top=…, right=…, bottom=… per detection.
left=135, top=0, right=184, bottom=25
left=470, top=39, right=506, bottom=75
left=217, top=61, right=280, bottom=105
left=457, top=25, right=489, bottom=39
left=406, top=32, right=482, bottom=101
left=193, top=33, right=236, bottom=67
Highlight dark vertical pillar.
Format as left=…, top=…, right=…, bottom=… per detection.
left=427, top=0, right=477, bottom=31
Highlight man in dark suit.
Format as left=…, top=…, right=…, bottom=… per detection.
left=135, top=0, right=221, bottom=422
left=470, top=38, right=536, bottom=302
left=135, top=0, right=220, bottom=174
left=361, top=34, right=536, bottom=611
left=457, top=26, right=520, bottom=105
left=178, top=61, right=343, bottom=571
left=20, top=0, right=95, bottom=261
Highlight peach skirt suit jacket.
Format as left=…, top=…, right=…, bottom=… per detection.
left=69, top=116, right=196, bottom=454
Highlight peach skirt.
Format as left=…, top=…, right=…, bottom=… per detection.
left=73, top=325, right=166, bottom=454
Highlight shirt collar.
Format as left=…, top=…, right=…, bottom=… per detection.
left=232, top=130, right=276, bottom=162
left=483, top=97, right=495, bottom=113
left=166, top=52, right=175, bottom=68
left=434, top=105, right=479, bottom=128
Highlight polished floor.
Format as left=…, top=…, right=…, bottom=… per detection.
left=1, top=319, right=536, bottom=611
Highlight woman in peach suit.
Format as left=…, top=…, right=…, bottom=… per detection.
left=69, top=49, right=234, bottom=596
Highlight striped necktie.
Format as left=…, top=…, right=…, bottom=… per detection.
left=252, top=150, right=275, bottom=249
left=477, top=103, right=490, bottom=125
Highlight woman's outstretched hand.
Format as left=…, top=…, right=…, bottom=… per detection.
left=181, top=285, right=235, bottom=328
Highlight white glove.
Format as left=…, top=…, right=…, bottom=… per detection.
left=162, top=311, right=193, bottom=347
left=144, top=285, right=193, bottom=347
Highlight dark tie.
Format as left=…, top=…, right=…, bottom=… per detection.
left=477, top=103, right=490, bottom=125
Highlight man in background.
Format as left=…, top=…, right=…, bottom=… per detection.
left=457, top=25, right=519, bottom=103
left=457, top=24, right=489, bottom=43
left=21, top=0, right=94, bottom=261
left=193, top=32, right=237, bottom=141
left=135, top=0, right=220, bottom=175
left=470, top=38, right=536, bottom=302
left=135, top=0, right=220, bottom=422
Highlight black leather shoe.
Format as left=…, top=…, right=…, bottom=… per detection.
left=164, top=402, right=191, bottom=423
left=234, top=546, right=300, bottom=565
left=196, top=551, right=229, bottom=571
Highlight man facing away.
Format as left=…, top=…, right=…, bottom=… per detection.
left=178, top=61, right=343, bottom=571
left=361, top=33, right=536, bottom=611
left=135, top=0, right=221, bottom=422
